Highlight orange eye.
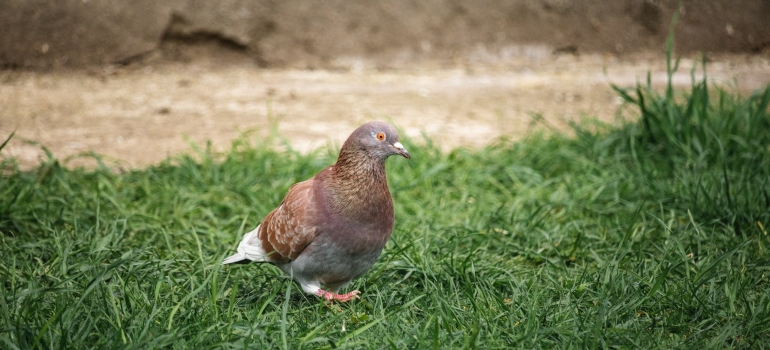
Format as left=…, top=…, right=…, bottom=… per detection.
left=376, top=132, right=386, bottom=141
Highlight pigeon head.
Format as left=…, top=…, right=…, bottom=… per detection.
left=341, top=121, right=410, bottom=161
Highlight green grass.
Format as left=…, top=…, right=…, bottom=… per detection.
left=2, top=57, right=770, bottom=348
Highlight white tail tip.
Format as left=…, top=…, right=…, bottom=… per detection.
left=222, top=252, right=247, bottom=265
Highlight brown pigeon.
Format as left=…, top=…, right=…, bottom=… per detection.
left=222, top=121, right=410, bottom=302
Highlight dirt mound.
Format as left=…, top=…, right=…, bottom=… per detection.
left=1, top=0, right=768, bottom=69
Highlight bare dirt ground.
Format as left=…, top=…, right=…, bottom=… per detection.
left=2, top=50, right=769, bottom=170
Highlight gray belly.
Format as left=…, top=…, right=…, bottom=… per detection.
left=284, top=238, right=384, bottom=290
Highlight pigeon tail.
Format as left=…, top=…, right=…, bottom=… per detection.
left=221, top=225, right=272, bottom=265
left=222, top=252, right=247, bottom=265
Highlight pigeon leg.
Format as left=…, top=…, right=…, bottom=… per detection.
left=315, top=289, right=360, bottom=302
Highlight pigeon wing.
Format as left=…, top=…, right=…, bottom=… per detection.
left=257, top=179, right=319, bottom=262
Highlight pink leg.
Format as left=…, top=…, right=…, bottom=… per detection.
left=315, top=289, right=360, bottom=302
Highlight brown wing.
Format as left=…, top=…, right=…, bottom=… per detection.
left=257, top=179, right=319, bottom=262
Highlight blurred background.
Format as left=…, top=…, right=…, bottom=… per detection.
left=1, top=0, right=769, bottom=169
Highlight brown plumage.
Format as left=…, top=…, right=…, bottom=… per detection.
left=222, top=121, right=410, bottom=302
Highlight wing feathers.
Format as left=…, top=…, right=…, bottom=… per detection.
left=258, top=179, right=318, bottom=262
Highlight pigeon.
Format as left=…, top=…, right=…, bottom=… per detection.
left=222, top=121, right=410, bottom=302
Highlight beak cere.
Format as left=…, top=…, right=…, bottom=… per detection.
left=393, top=142, right=410, bottom=159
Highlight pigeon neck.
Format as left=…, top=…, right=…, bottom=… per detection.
left=329, top=152, right=393, bottom=219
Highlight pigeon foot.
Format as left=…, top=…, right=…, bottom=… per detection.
left=315, top=289, right=360, bottom=302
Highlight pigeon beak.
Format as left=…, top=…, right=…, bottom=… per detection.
left=393, top=142, right=410, bottom=159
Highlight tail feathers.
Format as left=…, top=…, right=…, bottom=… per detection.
left=222, top=225, right=271, bottom=265
left=222, top=252, right=248, bottom=265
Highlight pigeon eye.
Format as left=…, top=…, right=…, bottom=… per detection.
left=376, top=132, right=386, bottom=141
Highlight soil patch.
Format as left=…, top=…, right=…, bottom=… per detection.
left=2, top=51, right=768, bottom=170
